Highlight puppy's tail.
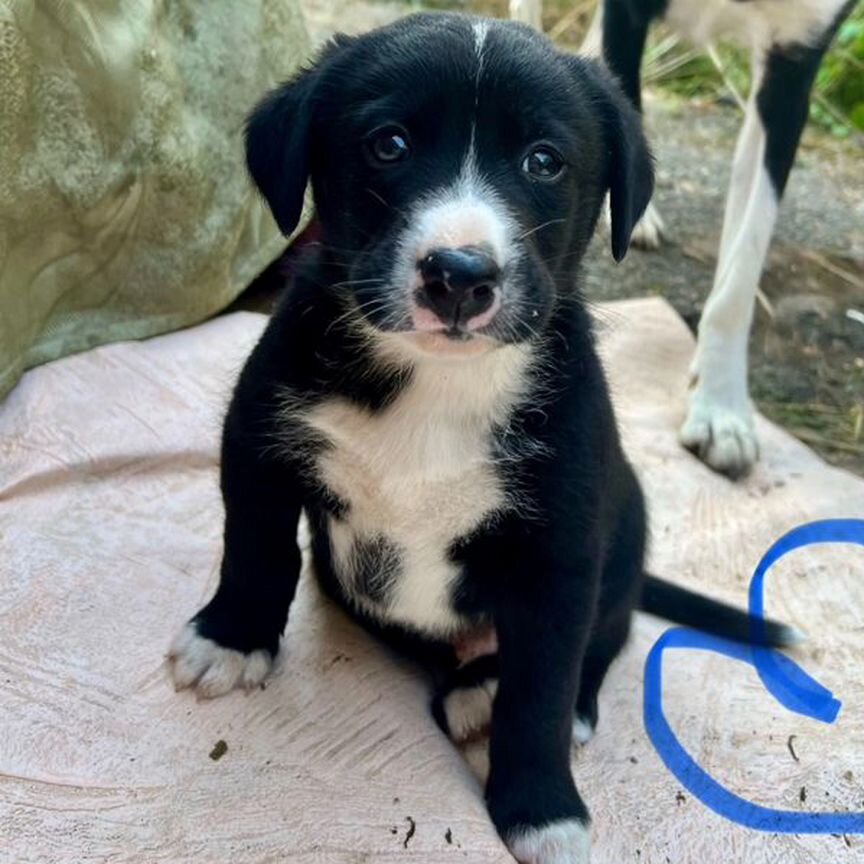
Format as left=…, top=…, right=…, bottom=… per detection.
left=640, top=574, right=805, bottom=648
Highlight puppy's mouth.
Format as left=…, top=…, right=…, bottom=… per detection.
left=410, top=290, right=503, bottom=336
left=398, top=289, right=504, bottom=356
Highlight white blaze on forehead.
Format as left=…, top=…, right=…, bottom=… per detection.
left=472, top=20, right=490, bottom=57
left=390, top=18, right=516, bottom=300
left=469, top=20, right=489, bottom=163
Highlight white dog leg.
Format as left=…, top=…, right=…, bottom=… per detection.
left=509, top=0, right=543, bottom=31
left=680, top=69, right=774, bottom=476
left=579, top=1, right=603, bottom=58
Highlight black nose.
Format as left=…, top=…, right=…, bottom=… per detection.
left=417, top=246, right=500, bottom=327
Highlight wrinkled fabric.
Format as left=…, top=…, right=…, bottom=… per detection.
left=0, top=299, right=862, bottom=862
left=0, top=0, right=310, bottom=401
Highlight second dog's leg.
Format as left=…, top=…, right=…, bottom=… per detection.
left=681, top=45, right=822, bottom=476
left=579, top=0, right=603, bottom=59
left=600, top=0, right=665, bottom=248
left=509, top=0, right=543, bottom=31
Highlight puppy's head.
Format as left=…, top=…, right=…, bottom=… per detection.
left=246, top=14, right=653, bottom=357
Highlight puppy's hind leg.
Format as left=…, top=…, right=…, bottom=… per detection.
left=573, top=613, right=631, bottom=746
left=681, top=44, right=823, bottom=477
left=432, top=654, right=499, bottom=745
left=431, top=655, right=499, bottom=787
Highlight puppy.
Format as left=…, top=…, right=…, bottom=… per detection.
left=168, top=14, right=796, bottom=863
left=594, top=0, right=853, bottom=477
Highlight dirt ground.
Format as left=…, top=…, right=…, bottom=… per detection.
left=283, top=0, right=864, bottom=475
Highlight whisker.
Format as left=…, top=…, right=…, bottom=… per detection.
left=329, top=277, right=388, bottom=290
left=537, top=249, right=585, bottom=266
left=517, top=218, right=566, bottom=241
left=323, top=294, right=397, bottom=337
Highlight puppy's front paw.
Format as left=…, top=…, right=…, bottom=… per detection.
left=168, top=622, right=273, bottom=698
left=508, top=819, right=592, bottom=864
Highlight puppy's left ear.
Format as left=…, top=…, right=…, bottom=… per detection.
left=245, top=36, right=354, bottom=236
left=568, top=57, right=655, bottom=261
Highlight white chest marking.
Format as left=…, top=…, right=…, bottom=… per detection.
left=303, top=344, right=533, bottom=636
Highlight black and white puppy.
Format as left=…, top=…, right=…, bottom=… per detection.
left=594, top=0, right=854, bottom=477
left=168, top=14, right=795, bottom=863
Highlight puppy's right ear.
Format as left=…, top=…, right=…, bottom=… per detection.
left=245, top=37, right=353, bottom=236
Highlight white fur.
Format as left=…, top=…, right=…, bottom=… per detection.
left=393, top=175, right=518, bottom=329
left=508, top=819, right=592, bottom=864
left=680, top=89, right=776, bottom=475
left=579, top=2, right=603, bottom=59
left=629, top=200, right=666, bottom=250
left=297, top=342, right=535, bottom=637
left=663, top=0, right=847, bottom=51
left=572, top=715, right=595, bottom=746
left=509, top=0, right=542, bottom=30
left=473, top=20, right=490, bottom=58
left=605, top=196, right=667, bottom=250
left=461, top=738, right=491, bottom=786
left=168, top=623, right=272, bottom=698
left=445, top=684, right=597, bottom=747
left=444, top=680, right=498, bottom=742
left=402, top=175, right=516, bottom=277
left=513, top=0, right=845, bottom=46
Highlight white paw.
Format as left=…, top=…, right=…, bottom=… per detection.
left=443, top=681, right=497, bottom=743
left=629, top=201, right=666, bottom=250
left=679, top=390, right=758, bottom=478
left=572, top=715, right=595, bottom=746
left=168, top=623, right=273, bottom=698
left=508, top=819, right=592, bottom=864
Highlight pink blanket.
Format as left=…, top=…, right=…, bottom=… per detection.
left=1, top=300, right=861, bottom=862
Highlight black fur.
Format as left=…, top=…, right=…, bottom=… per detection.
left=757, top=1, right=854, bottom=196
left=180, top=14, right=794, bottom=858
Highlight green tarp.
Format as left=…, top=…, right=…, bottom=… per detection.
left=0, top=0, right=311, bottom=400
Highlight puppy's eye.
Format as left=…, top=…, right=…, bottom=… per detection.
left=366, top=126, right=411, bottom=165
left=521, top=146, right=565, bottom=180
